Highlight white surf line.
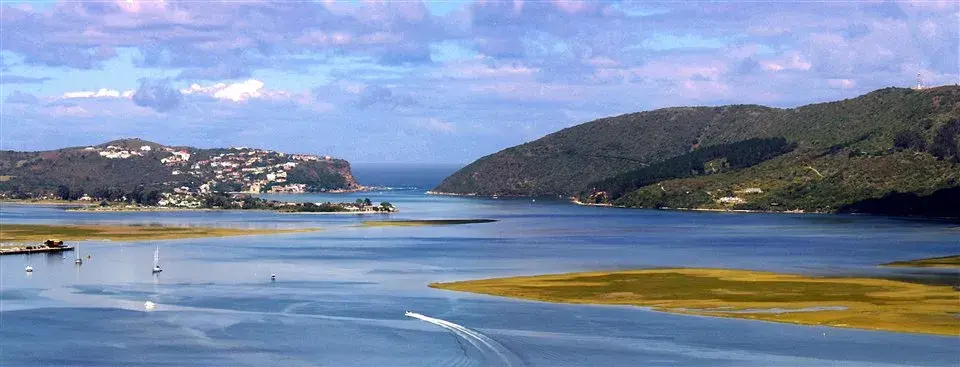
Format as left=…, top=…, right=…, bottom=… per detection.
left=405, top=312, right=523, bottom=367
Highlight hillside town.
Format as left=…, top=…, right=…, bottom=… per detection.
left=0, top=139, right=373, bottom=212
left=175, top=147, right=337, bottom=194
left=79, top=140, right=356, bottom=195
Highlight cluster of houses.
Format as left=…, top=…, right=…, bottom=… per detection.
left=718, top=188, right=764, bottom=205
left=156, top=192, right=204, bottom=208
left=87, top=144, right=152, bottom=159
left=160, top=149, right=191, bottom=164
left=88, top=144, right=334, bottom=195
left=59, top=143, right=345, bottom=208
left=177, top=147, right=332, bottom=194
left=84, top=144, right=194, bottom=163
left=268, top=183, right=308, bottom=193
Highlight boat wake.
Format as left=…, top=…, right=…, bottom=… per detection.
left=405, top=311, right=523, bottom=367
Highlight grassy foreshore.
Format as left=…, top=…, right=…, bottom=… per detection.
left=0, top=224, right=320, bottom=243
left=67, top=206, right=393, bottom=214
left=1, top=199, right=83, bottom=206
left=68, top=206, right=224, bottom=212
left=430, top=268, right=960, bottom=336
left=881, top=255, right=960, bottom=268
left=361, top=219, right=498, bottom=227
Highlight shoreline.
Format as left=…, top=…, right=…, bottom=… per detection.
left=430, top=268, right=960, bottom=337
left=425, top=190, right=477, bottom=196
left=573, top=198, right=960, bottom=220
left=0, top=223, right=322, bottom=243
left=67, top=206, right=394, bottom=214
left=276, top=211, right=392, bottom=215
left=1, top=200, right=85, bottom=206
left=880, top=255, right=960, bottom=268
left=570, top=197, right=812, bottom=214
left=68, top=207, right=237, bottom=212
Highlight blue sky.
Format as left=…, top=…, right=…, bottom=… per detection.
left=1, top=0, right=957, bottom=163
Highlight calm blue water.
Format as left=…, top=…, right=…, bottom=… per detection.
left=1, top=189, right=958, bottom=366
left=350, top=163, right=461, bottom=189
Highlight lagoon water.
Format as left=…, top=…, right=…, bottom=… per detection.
left=1, top=167, right=958, bottom=366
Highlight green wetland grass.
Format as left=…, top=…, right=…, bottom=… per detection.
left=431, top=268, right=960, bottom=336
left=0, top=224, right=320, bottom=243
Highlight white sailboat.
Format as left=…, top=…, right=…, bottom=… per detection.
left=74, top=243, right=82, bottom=265
left=152, top=245, right=162, bottom=273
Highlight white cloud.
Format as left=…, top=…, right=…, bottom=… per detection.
left=40, top=79, right=320, bottom=116
left=180, top=79, right=282, bottom=102
left=62, top=88, right=134, bottom=99
left=214, top=79, right=265, bottom=102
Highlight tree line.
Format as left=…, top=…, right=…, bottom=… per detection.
left=56, top=185, right=164, bottom=205
left=894, top=119, right=960, bottom=162
left=583, top=137, right=795, bottom=202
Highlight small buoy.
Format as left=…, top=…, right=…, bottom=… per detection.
left=25, top=266, right=33, bottom=272
left=144, top=301, right=156, bottom=310
left=270, top=274, right=277, bottom=281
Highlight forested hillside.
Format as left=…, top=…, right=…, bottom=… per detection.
left=435, top=86, right=960, bottom=216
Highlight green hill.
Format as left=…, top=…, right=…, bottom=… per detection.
left=0, top=138, right=359, bottom=201
left=434, top=86, right=960, bottom=216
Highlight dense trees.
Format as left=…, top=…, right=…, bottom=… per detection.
left=892, top=119, right=959, bottom=162
left=839, top=187, right=960, bottom=217
left=436, top=87, right=960, bottom=197
left=584, top=137, right=794, bottom=202
left=279, top=202, right=352, bottom=212
left=929, top=119, right=960, bottom=162
left=893, top=130, right=927, bottom=151
left=203, top=194, right=232, bottom=208
left=286, top=162, right=349, bottom=191
left=57, top=185, right=71, bottom=200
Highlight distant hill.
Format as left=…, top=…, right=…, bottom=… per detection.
left=0, top=138, right=359, bottom=200
left=434, top=86, right=960, bottom=216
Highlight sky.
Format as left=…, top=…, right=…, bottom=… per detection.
left=0, top=0, right=957, bottom=163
